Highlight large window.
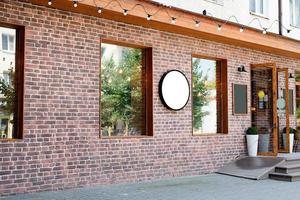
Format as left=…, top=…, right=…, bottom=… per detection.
left=0, top=24, right=24, bottom=139
left=249, top=0, right=269, bottom=16
left=192, top=57, right=227, bottom=135
left=290, top=0, right=300, bottom=27
left=100, top=41, right=152, bottom=137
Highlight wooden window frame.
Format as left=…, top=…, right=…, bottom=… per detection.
left=0, top=22, right=24, bottom=140
left=99, top=39, right=153, bottom=138
left=191, top=54, right=228, bottom=136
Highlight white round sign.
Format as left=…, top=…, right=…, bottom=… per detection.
left=159, top=70, right=190, bottom=111
left=277, top=98, right=285, bottom=110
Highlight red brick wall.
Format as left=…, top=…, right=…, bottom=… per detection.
left=1, top=0, right=300, bottom=196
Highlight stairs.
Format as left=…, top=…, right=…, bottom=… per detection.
left=269, top=157, right=300, bottom=182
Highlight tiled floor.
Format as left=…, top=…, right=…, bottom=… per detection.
left=1, top=174, right=300, bottom=200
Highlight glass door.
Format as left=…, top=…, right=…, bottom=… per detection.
left=251, top=63, right=278, bottom=156
left=277, top=68, right=290, bottom=153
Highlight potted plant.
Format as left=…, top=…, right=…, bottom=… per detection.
left=283, top=127, right=295, bottom=153
left=258, top=127, right=270, bottom=153
left=246, top=126, right=259, bottom=157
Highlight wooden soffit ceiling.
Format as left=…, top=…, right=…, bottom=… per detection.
left=28, top=0, right=300, bottom=58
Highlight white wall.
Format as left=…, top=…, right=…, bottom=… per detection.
left=152, top=0, right=300, bottom=41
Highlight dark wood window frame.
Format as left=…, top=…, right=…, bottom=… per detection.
left=191, top=54, right=228, bottom=135
left=0, top=22, right=24, bottom=140
left=99, top=39, right=153, bottom=138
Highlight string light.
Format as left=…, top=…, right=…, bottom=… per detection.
left=147, top=14, right=152, bottom=21
left=48, top=0, right=294, bottom=36
left=262, top=28, right=267, bottom=34
left=97, top=7, right=102, bottom=14
left=240, top=26, right=244, bottom=32
left=73, top=1, right=78, bottom=8
left=217, top=24, right=222, bottom=31
left=171, top=17, right=176, bottom=24
left=123, top=9, right=128, bottom=16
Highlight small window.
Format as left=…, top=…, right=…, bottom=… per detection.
left=1, top=34, right=15, bottom=52
left=100, top=41, right=152, bottom=137
left=290, top=0, right=300, bottom=27
left=0, top=25, right=24, bottom=140
left=192, top=57, right=228, bottom=135
left=250, top=0, right=269, bottom=16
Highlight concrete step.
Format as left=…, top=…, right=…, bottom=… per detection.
left=269, top=172, right=300, bottom=182
left=284, top=158, right=300, bottom=165
left=275, top=163, right=300, bottom=174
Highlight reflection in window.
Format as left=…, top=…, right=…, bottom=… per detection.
left=100, top=43, right=146, bottom=137
left=0, top=27, right=16, bottom=139
left=192, top=58, right=217, bottom=134
left=192, top=58, right=227, bottom=135
left=2, top=34, right=15, bottom=52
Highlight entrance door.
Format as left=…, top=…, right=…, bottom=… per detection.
left=277, top=68, right=290, bottom=153
left=251, top=63, right=278, bottom=156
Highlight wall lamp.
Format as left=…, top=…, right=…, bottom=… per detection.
left=238, top=65, right=247, bottom=73
left=289, top=73, right=295, bottom=78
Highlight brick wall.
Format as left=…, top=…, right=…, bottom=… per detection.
left=0, top=0, right=300, bottom=196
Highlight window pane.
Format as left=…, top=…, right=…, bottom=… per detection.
left=249, top=0, right=256, bottom=12
left=100, top=43, right=145, bottom=137
left=9, top=35, right=14, bottom=51
left=2, top=34, right=8, bottom=50
left=296, top=0, right=300, bottom=26
left=258, top=0, right=263, bottom=14
left=0, top=28, right=16, bottom=139
left=192, top=58, right=217, bottom=134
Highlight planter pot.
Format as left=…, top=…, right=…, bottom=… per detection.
left=246, top=134, right=259, bottom=157
left=282, top=133, right=294, bottom=153
left=258, top=133, right=270, bottom=153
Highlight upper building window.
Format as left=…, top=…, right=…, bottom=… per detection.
left=204, top=0, right=224, bottom=6
left=2, top=34, right=15, bottom=52
left=100, top=41, right=153, bottom=138
left=192, top=57, right=228, bottom=135
left=249, top=0, right=269, bottom=16
left=0, top=25, right=24, bottom=140
left=290, top=0, right=300, bottom=27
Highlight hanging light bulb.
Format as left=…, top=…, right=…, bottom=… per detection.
left=97, top=7, right=102, bottom=14
left=118, top=69, right=123, bottom=74
left=108, top=79, right=112, bottom=83
left=240, top=26, right=244, bottom=32
left=262, top=28, right=267, bottom=34
left=171, top=17, right=176, bottom=24
left=123, top=9, right=128, bottom=16
left=147, top=14, right=152, bottom=21
left=73, top=1, right=78, bottom=8
left=48, top=0, right=52, bottom=5
left=217, top=24, right=222, bottom=31
left=195, top=21, right=200, bottom=28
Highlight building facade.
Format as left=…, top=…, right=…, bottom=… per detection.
left=0, top=0, right=300, bottom=197
left=153, top=0, right=300, bottom=40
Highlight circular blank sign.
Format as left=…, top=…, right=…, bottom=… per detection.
left=159, top=70, right=190, bottom=111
